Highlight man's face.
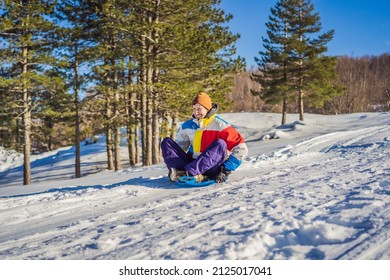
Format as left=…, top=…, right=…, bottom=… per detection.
left=192, top=104, right=208, bottom=120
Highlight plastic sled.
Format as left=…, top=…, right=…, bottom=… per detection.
left=176, top=175, right=216, bottom=187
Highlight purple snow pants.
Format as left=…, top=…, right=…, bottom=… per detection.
left=161, top=137, right=227, bottom=179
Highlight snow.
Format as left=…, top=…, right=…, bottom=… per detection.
left=0, top=112, right=389, bottom=261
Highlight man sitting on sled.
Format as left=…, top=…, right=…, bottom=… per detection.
left=161, top=92, right=248, bottom=184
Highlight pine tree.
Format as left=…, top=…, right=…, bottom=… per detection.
left=54, top=0, right=243, bottom=169
left=61, top=0, right=130, bottom=171
left=0, top=0, right=60, bottom=185
left=128, top=0, right=244, bottom=165
left=56, top=0, right=91, bottom=178
left=252, top=0, right=296, bottom=125
left=253, top=0, right=341, bottom=124
left=286, top=0, right=339, bottom=121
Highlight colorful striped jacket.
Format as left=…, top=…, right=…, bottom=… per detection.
left=175, top=105, right=248, bottom=171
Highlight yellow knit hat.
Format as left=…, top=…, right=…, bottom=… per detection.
left=192, top=92, right=212, bottom=110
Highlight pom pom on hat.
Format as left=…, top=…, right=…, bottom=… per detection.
left=192, top=92, right=212, bottom=110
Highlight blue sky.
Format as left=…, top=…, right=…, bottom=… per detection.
left=220, top=0, right=390, bottom=68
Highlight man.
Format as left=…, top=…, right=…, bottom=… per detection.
left=161, top=92, right=248, bottom=183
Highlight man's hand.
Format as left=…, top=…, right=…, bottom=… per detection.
left=215, top=165, right=231, bottom=183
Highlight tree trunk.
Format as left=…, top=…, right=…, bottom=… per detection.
left=127, top=89, right=137, bottom=166
left=106, top=98, right=115, bottom=170
left=135, top=122, right=140, bottom=164
left=298, top=89, right=304, bottom=121
left=113, top=67, right=122, bottom=171
left=171, top=112, right=178, bottom=140
left=140, top=60, right=148, bottom=165
left=298, top=55, right=304, bottom=121
left=152, top=91, right=160, bottom=164
left=114, top=126, right=121, bottom=170
left=47, top=120, right=54, bottom=151
left=281, top=97, right=287, bottom=125
left=22, top=45, right=31, bottom=185
left=140, top=10, right=154, bottom=166
left=128, top=126, right=136, bottom=165
left=145, top=75, right=153, bottom=165
left=74, top=57, right=81, bottom=178
left=151, top=0, right=161, bottom=164
left=125, top=59, right=138, bottom=166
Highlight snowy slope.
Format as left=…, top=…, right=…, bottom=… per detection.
left=0, top=112, right=389, bottom=260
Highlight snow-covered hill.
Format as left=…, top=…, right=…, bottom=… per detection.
left=0, top=112, right=389, bottom=260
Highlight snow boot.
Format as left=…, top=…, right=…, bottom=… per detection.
left=168, top=168, right=187, bottom=182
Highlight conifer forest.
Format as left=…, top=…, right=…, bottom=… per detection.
left=1, top=0, right=389, bottom=185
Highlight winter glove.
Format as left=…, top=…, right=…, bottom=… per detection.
left=215, top=165, right=231, bottom=183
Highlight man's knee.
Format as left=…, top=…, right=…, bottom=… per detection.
left=215, top=139, right=227, bottom=149
left=161, top=137, right=173, bottom=146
